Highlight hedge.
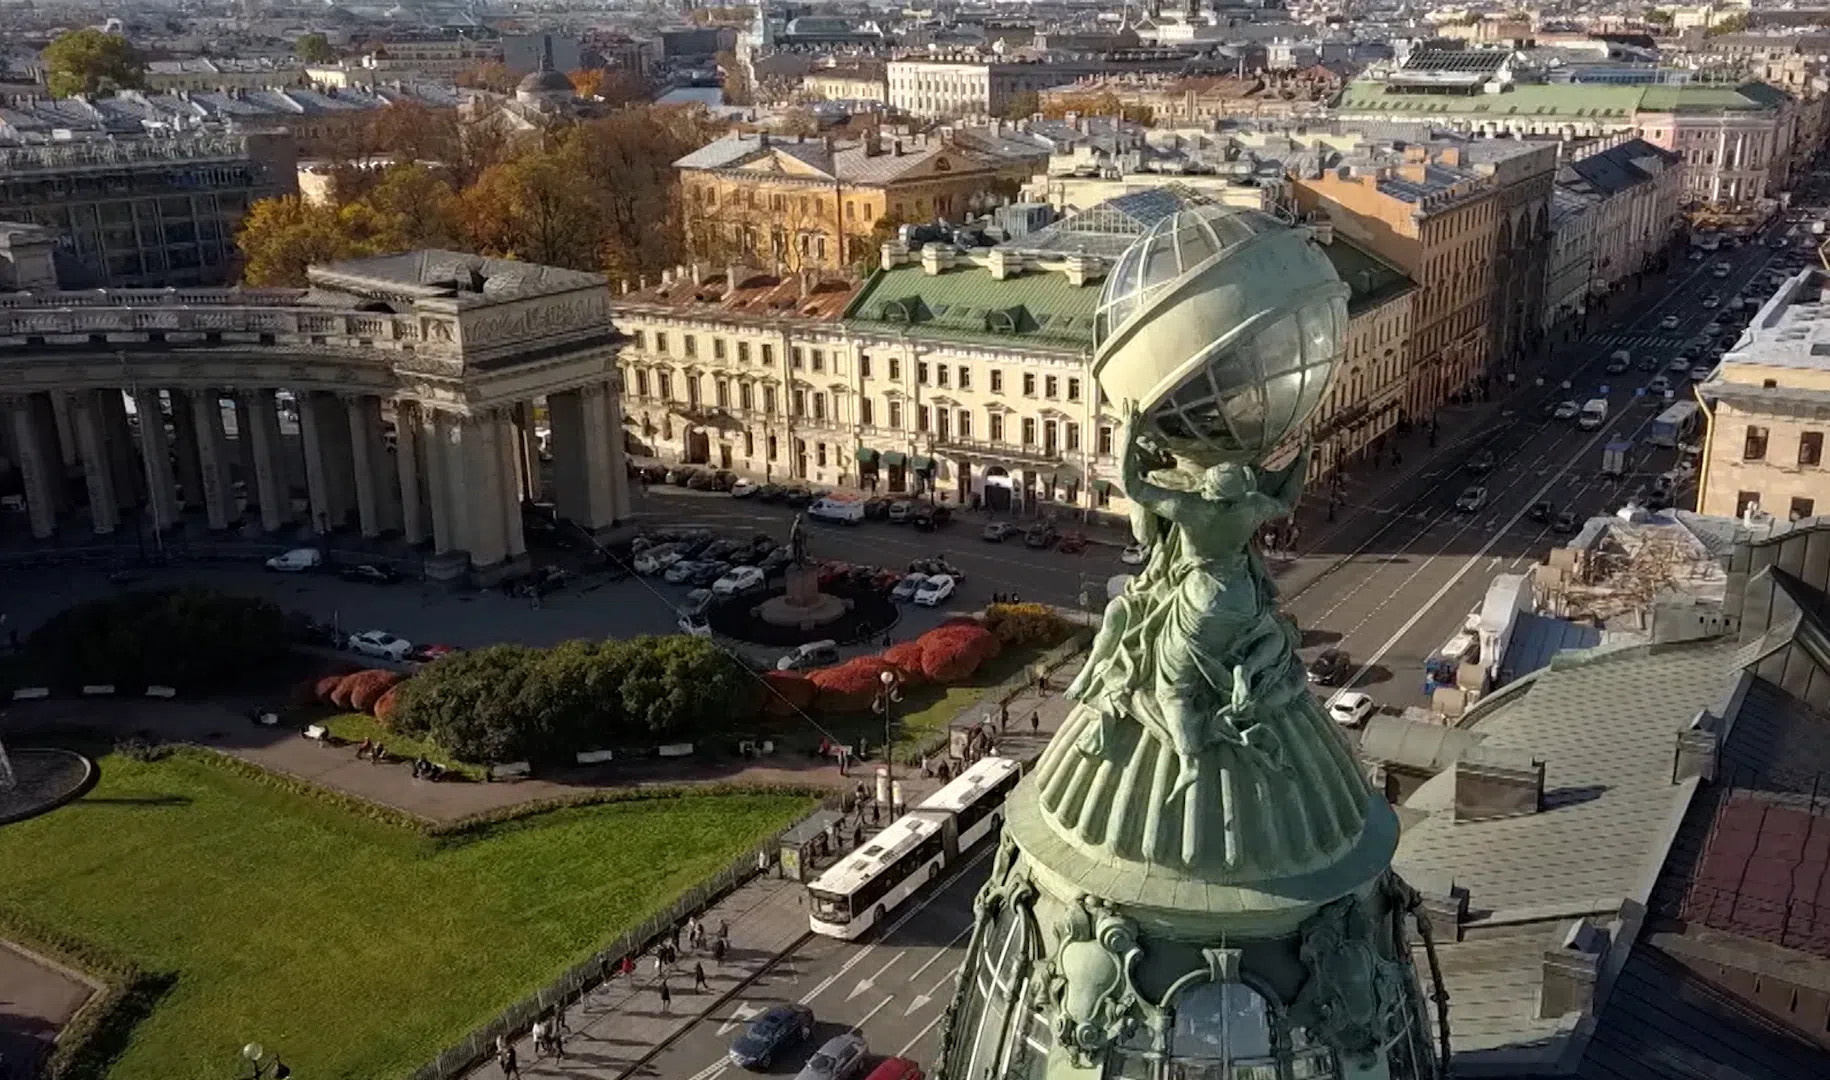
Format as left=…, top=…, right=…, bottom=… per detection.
left=344, top=670, right=402, bottom=713
left=759, top=670, right=815, bottom=717
left=984, top=602, right=1073, bottom=647
left=882, top=641, right=929, bottom=687
left=372, top=685, right=404, bottom=729
left=0, top=905, right=175, bottom=1080
left=808, top=657, right=895, bottom=714
left=389, top=636, right=756, bottom=764
left=25, top=588, right=288, bottom=693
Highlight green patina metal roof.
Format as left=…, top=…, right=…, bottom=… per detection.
left=1321, top=235, right=1416, bottom=317
left=1638, top=81, right=1790, bottom=113
left=1338, top=79, right=1789, bottom=120
left=843, top=262, right=1100, bottom=351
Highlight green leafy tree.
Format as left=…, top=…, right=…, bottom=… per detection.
left=26, top=589, right=286, bottom=691
left=42, top=28, right=143, bottom=99
left=1707, top=11, right=1750, bottom=35
left=295, top=32, right=335, bottom=63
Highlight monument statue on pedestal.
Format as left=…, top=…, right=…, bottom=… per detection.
left=936, top=205, right=1447, bottom=1080
left=788, top=512, right=808, bottom=567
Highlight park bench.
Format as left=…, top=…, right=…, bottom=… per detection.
left=146, top=685, right=177, bottom=698
left=303, top=724, right=329, bottom=743
left=487, top=761, right=532, bottom=782
left=81, top=684, right=115, bottom=696
left=11, top=687, right=49, bottom=700
left=657, top=743, right=694, bottom=758
left=575, top=749, right=615, bottom=765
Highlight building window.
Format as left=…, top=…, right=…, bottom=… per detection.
left=1792, top=497, right=1816, bottom=521
left=744, top=431, right=755, bottom=457
left=1738, top=490, right=1762, bottom=516
left=936, top=409, right=950, bottom=440
left=888, top=400, right=903, bottom=429
left=738, top=341, right=751, bottom=363
left=684, top=335, right=698, bottom=359
left=716, top=379, right=730, bottom=408
left=937, top=364, right=950, bottom=389
left=813, top=393, right=826, bottom=421
left=764, top=386, right=778, bottom=415
left=762, top=344, right=775, bottom=366
left=656, top=332, right=669, bottom=355
left=1098, top=425, right=1114, bottom=456
left=817, top=442, right=829, bottom=468
left=958, top=409, right=972, bottom=437
left=1044, top=420, right=1059, bottom=452
left=889, top=357, right=901, bottom=380
left=792, top=347, right=805, bottom=370
left=768, top=434, right=779, bottom=461
left=636, top=370, right=651, bottom=397
left=1067, top=377, right=1081, bottom=402
left=862, top=398, right=875, bottom=425
left=1045, top=375, right=1059, bottom=399
left=1023, top=373, right=1037, bottom=397
left=958, top=366, right=972, bottom=391
left=813, top=349, right=825, bottom=373
left=1066, top=422, right=1080, bottom=451
left=659, top=373, right=673, bottom=401
left=793, top=389, right=806, bottom=417
left=1022, top=417, right=1037, bottom=445
left=990, top=369, right=1003, bottom=393
left=918, top=406, right=930, bottom=432
left=740, top=383, right=754, bottom=411
left=1802, top=431, right=1824, bottom=467
left=918, top=361, right=930, bottom=385
left=713, top=338, right=726, bottom=361
left=861, top=354, right=872, bottom=378
left=1745, top=426, right=1769, bottom=461
left=687, top=376, right=701, bottom=408
left=990, top=413, right=1004, bottom=441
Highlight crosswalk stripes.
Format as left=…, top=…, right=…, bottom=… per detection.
left=1586, top=332, right=1690, bottom=350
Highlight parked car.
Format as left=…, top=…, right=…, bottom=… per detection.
left=795, top=1033, right=869, bottom=1080
left=756, top=484, right=787, bottom=502
left=781, top=486, right=814, bottom=507
left=758, top=548, right=794, bottom=575
left=1329, top=691, right=1375, bottom=729
left=663, top=560, right=703, bottom=585
left=348, top=630, right=412, bottom=661
left=863, top=497, right=892, bottom=520
left=1307, top=648, right=1352, bottom=687
left=912, top=504, right=953, bottom=530
left=713, top=566, right=766, bottom=595
left=1552, top=400, right=1580, bottom=421
left=688, top=561, right=730, bottom=587
left=887, top=500, right=915, bottom=523
left=1636, top=355, right=1661, bottom=372
left=982, top=521, right=1020, bottom=542
left=913, top=574, right=956, bottom=607
left=634, top=547, right=683, bottom=576
left=727, top=1003, right=815, bottom=1070
left=908, top=557, right=965, bottom=581
left=686, top=471, right=719, bottom=490
left=1467, top=449, right=1496, bottom=475
left=1024, top=523, right=1058, bottom=549
left=339, top=562, right=400, bottom=585
left=1554, top=510, right=1581, bottom=533
left=1528, top=500, right=1553, bottom=523
left=1660, top=314, right=1681, bottom=330
left=665, top=466, right=698, bottom=485
left=265, top=547, right=322, bottom=572
left=1454, top=485, right=1488, bottom=512
left=677, top=610, right=712, bottom=637
left=1648, top=375, right=1671, bottom=396
left=1056, top=531, right=1088, bottom=553
left=776, top=640, right=839, bottom=671
left=408, top=643, right=460, bottom=663
left=731, top=479, right=759, bottom=498
left=1604, top=352, right=1630, bottom=375
left=862, top=1058, right=925, bottom=1080
left=1689, top=364, right=1714, bottom=382
left=1120, top=543, right=1148, bottom=565
left=891, top=572, right=928, bottom=601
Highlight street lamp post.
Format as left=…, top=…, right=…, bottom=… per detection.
left=872, top=669, right=902, bottom=808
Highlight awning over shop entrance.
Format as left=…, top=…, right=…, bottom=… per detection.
left=855, top=447, right=879, bottom=466
left=911, top=455, right=935, bottom=473
left=881, top=451, right=907, bottom=468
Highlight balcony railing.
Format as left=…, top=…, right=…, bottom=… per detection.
left=930, top=433, right=1064, bottom=465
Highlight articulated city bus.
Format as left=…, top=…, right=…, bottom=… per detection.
left=806, top=756, right=1023, bottom=940
left=1650, top=401, right=1700, bottom=448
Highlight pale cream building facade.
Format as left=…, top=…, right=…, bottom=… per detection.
left=1698, top=268, right=1830, bottom=523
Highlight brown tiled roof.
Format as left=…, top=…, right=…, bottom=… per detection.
left=615, top=269, right=862, bottom=323
left=1684, top=794, right=1830, bottom=959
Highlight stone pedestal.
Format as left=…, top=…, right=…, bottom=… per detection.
left=757, top=564, right=848, bottom=629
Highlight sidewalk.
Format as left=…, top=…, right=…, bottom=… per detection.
left=476, top=658, right=1085, bottom=1080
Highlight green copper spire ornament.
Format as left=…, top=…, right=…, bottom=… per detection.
left=936, top=206, right=1447, bottom=1080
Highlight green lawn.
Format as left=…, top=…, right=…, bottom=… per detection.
left=320, top=712, right=487, bottom=782
left=0, top=752, right=810, bottom=1080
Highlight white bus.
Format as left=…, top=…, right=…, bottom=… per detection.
left=807, top=756, right=1025, bottom=939
left=1650, top=401, right=1700, bottom=448
left=916, top=755, right=1023, bottom=853
left=807, top=814, right=948, bottom=940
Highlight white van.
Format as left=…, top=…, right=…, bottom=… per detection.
left=265, top=547, right=322, bottom=572
left=1578, top=399, right=1609, bottom=431
left=776, top=640, right=839, bottom=671
left=807, top=497, right=864, bottom=525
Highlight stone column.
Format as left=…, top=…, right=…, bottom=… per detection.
left=133, top=389, right=179, bottom=530
left=575, top=383, right=629, bottom=530
left=298, top=391, right=334, bottom=534
left=30, top=394, right=70, bottom=513
left=425, top=410, right=457, bottom=555
left=170, top=389, right=205, bottom=512
left=100, top=391, right=142, bottom=508
left=461, top=410, right=508, bottom=568
left=49, top=390, right=78, bottom=469
left=191, top=390, right=234, bottom=531
left=314, top=391, right=357, bottom=529
left=344, top=393, right=385, bottom=538
left=514, top=400, right=539, bottom=503
left=601, top=377, right=633, bottom=521
left=70, top=391, right=118, bottom=535
left=394, top=402, right=429, bottom=544
left=7, top=394, right=57, bottom=539
left=547, top=389, right=589, bottom=524
left=233, top=395, right=259, bottom=500
left=496, top=409, right=527, bottom=561
left=241, top=390, right=287, bottom=533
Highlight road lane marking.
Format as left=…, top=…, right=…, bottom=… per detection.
left=685, top=1059, right=730, bottom=1080
left=903, top=962, right=964, bottom=1017
left=716, top=1002, right=763, bottom=1036
left=904, top=924, right=973, bottom=983
left=850, top=993, right=897, bottom=1033
left=897, top=1011, right=948, bottom=1059
left=848, top=951, right=905, bottom=1001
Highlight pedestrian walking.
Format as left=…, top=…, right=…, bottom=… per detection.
left=870, top=801, right=880, bottom=825
left=549, top=1025, right=565, bottom=1061
left=718, top=919, right=730, bottom=943
left=497, top=1037, right=520, bottom=1079
left=620, top=955, right=636, bottom=979
left=852, top=821, right=864, bottom=848
left=1030, top=710, right=1040, bottom=733
left=694, top=961, right=709, bottom=992
left=686, top=915, right=700, bottom=948
left=712, top=935, right=728, bottom=964
left=658, top=979, right=672, bottom=1013
left=671, top=923, right=682, bottom=953
left=531, top=1016, right=549, bottom=1059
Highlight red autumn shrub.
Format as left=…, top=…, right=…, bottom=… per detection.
left=918, top=623, right=1000, bottom=684
left=809, top=659, right=889, bottom=713
left=347, top=670, right=403, bottom=713
left=920, top=622, right=1001, bottom=664
left=372, top=685, right=403, bottom=730
left=329, top=672, right=364, bottom=709
left=881, top=641, right=929, bottom=686
left=760, top=670, right=816, bottom=717
left=314, top=674, right=348, bottom=705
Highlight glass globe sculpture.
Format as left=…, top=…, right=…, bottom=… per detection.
left=1093, top=206, right=1349, bottom=468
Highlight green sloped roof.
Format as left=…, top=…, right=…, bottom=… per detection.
left=843, top=263, right=1099, bottom=350
left=1338, top=79, right=1645, bottom=118
left=1637, top=81, right=1789, bottom=113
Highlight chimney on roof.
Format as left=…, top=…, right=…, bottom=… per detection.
left=726, top=262, right=744, bottom=297
left=1452, top=746, right=1544, bottom=822
left=799, top=269, right=813, bottom=301
left=620, top=279, right=630, bottom=294
left=893, top=138, right=904, bottom=156
left=1407, top=870, right=1468, bottom=944
left=690, top=260, right=708, bottom=286
left=865, top=129, right=882, bottom=156
left=1673, top=711, right=1720, bottom=784
left=1538, top=919, right=1610, bottom=1020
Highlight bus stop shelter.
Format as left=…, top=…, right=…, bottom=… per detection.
left=778, top=808, right=846, bottom=882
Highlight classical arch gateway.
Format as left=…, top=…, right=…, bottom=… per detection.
left=0, top=252, right=631, bottom=582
